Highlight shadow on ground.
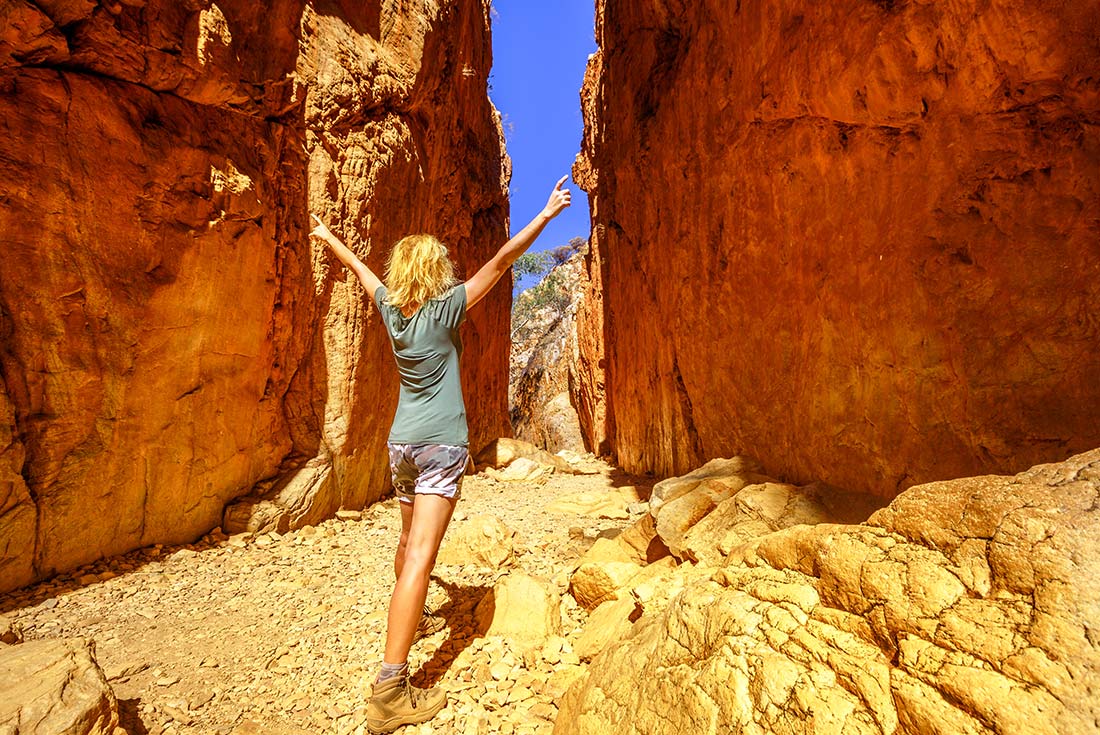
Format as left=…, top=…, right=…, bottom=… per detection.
left=411, top=578, right=491, bottom=689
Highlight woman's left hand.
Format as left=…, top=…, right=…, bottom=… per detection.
left=309, top=213, right=333, bottom=241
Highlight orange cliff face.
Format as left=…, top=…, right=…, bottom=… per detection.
left=0, top=1, right=510, bottom=593
left=574, top=0, right=1100, bottom=495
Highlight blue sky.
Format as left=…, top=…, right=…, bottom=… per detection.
left=489, top=1, right=597, bottom=253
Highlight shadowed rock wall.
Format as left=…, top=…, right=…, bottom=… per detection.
left=574, top=0, right=1100, bottom=494
left=0, top=0, right=509, bottom=592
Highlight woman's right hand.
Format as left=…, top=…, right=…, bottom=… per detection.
left=541, top=176, right=572, bottom=220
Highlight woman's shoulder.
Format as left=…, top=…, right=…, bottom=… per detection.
left=429, top=283, right=464, bottom=302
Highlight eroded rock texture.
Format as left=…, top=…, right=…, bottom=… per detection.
left=556, top=449, right=1100, bottom=735
left=0, top=638, right=126, bottom=735
left=0, top=0, right=509, bottom=592
left=573, top=0, right=1100, bottom=493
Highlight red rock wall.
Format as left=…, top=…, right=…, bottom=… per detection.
left=0, top=0, right=509, bottom=592
left=575, top=0, right=1100, bottom=493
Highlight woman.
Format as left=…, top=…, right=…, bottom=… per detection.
left=309, top=176, right=571, bottom=733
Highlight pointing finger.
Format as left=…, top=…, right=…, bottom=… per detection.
left=554, top=175, right=568, bottom=190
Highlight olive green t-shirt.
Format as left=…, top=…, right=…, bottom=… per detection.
left=373, top=283, right=468, bottom=447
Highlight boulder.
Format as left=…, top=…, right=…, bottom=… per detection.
left=555, top=449, right=1100, bottom=735
left=475, top=572, right=561, bottom=646
left=654, top=478, right=746, bottom=559
left=575, top=597, right=640, bottom=661
left=678, top=481, right=885, bottom=566
left=0, top=638, right=127, bottom=735
left=484, top=457, right=554, bottom=483
left=649, top=456, right=768, bottom=511
left=546, top=489, right=635, bottom=519
left=614, top=513, right=671, bottom=565
left=569, top=537, right=643, bottom=609
left=570, top=539, right=683, bottom=611
left=437, top=515, right=515, bottom=568
left=222, top=456, right=336, bottom=534
left=0, top=614, right=23, bottom=645
left=475, top=438, right=576, bottom=474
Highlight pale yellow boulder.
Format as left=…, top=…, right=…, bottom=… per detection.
left=437, top=515, right=515, bottom=568
left=0, top=638, right=127, bottom=735
left=575, top=596, right=640, bottom=661
left=546, top=490, right=632, bottom=519
left=664, top=475, right=885, bottom=565
left=555, top=449, right=1100, bottom=735
left=649, top=455, right=769, bottom=511
left=654, top=478, right=744, bottom=559
left=484, top=457, right=554, bottom=483
left=475, top=438, right=575, bottom=474
left=614, top=513, right=671, bottom=564
left=570, top=537, right=644, bottom=609
left=475, top=572, right=561, bottom=645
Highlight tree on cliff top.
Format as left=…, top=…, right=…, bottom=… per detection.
left=510, top=237, right=587, bottom=341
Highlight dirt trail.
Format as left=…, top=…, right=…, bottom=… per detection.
left=1, top=460, right=652, bottom=735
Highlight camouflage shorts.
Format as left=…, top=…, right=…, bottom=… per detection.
left=386, top=443, right=469, bottom=504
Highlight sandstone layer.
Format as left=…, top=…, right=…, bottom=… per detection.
left=0, top=0, right=509, bottom=592
left=557, top=448, right=1100, bottom=735
left=573, top=0, right=1100, bottom=494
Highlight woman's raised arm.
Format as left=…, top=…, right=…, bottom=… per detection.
left=310, top=214, right=384, bottom=296
left=465, top=176, right=572, bottom=309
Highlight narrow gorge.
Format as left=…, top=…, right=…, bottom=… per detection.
left=2, top=1, right=1098, bottom=734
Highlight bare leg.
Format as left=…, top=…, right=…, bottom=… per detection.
left=394, top=500, right=414, bottom=581
left=382, top=494, right=457, bottom=665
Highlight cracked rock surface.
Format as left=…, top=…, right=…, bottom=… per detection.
left=555, top=448, right=1100, bottom=735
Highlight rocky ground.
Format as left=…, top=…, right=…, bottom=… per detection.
left=7, top=446, right=1095, bottom=735
left=1, top=457, right=652, bottom=735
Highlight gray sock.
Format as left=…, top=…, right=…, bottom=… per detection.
left=376, top=661, right=408, bottom=684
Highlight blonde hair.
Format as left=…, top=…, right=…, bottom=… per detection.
left=384, top=234, right=458, bottom=309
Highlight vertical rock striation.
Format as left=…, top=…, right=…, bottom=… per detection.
left=0, top=0, right=509, bottom=593
left=574, top=0, right=1100, bottom=494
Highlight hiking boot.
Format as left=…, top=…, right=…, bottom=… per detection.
left=367, top=675, right=446, bottom=734
left=414, top=611, right=447, bottom=641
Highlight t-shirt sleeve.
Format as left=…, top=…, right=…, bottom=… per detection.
left=440, top=284, right=467, bottom=329
left=373, top=285, right=387, bottom=312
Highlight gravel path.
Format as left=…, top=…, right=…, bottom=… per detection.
left=2, top=459, right=653, bottom=735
